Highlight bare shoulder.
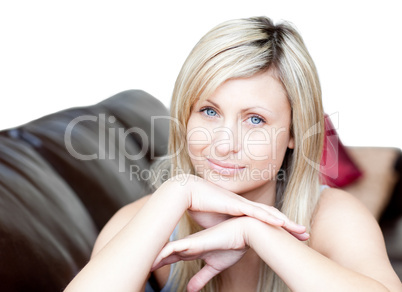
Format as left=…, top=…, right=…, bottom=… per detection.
left=91, top=195, right=152, bottom=257
left=310, top=187, right=382, bottom=255
left=310, top=187, right=401, bottom=289
left=312, top=187, right=375, bottom=229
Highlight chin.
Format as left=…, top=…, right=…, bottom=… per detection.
left=202, top=172, right=272, bottom=196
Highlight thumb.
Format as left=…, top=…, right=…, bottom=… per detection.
left=187, top=265, right=221, bottom=292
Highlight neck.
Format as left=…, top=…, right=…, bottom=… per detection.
left=240, top=179, right=277, bottom=206
left=220, top=249, right=261, bottom=291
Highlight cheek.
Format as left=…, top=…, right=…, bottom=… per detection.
left=243, top=129, right=270, bottom=161
left=242, top=129, right=290, bottom=183
left=186, top=116, right=212, bottom=161
left=243, top=128, right=290, bottom=163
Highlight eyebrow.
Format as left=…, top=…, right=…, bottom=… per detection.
left=205, top=99, right=220, bottom=109
left=205, top=99, right=274, bottom=116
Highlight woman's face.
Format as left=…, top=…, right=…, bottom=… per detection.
left=186, top=70, right=294, bottom=198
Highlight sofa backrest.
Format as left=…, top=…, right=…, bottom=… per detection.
left=0, top=90, right=169, bottom=291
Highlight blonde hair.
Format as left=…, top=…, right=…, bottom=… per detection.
left=156, top=16, right=324, bottom=291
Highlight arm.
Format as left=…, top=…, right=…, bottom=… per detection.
left=154, top=189, right=401, bottom=291
left=248, top=189, right=401, bottom=291
left=65, top=175, right=306, bottom=292
left=65, top=179, right=189, bottom=292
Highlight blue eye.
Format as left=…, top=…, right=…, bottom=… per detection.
left=202, top=107, right=217, bottom=116
left=250, top=116, right=263, bottom=125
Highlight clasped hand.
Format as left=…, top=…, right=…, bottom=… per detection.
left=152, top=175, right=309, bottom=291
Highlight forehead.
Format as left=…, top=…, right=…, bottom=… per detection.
left=200, top=70, right=289, bottom=112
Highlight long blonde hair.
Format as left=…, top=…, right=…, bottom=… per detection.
left=155, top=16, right=324, bottom=291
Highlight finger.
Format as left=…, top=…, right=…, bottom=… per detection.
left=262, top=206, right=307, bottom=233
left=289, top=231, right=310, bottom=241
left=247, top=203, right=307, bottom=234
left=159, top=239, right=193, bottom=258
left=154, top=237, right=203, bottom=267
left=282, top=221, right=307, bottom=234
left=151, top=240, right=190, bottom=271
left=238, top=203, right=285, bottom=226
left=151, top=254, right=181, bottom=271
left=153, top=239, right=205, bottom=271
left=187, top=265, right=221, bottom=292
left=238, top=202, right=309, bottom=240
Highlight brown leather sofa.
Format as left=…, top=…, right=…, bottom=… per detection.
left=0, top=90, right=400, bottom=291
left=0, top=90, right=169, bottom=291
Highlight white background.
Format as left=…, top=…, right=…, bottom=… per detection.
left=1, top=0, right=401, bottom=149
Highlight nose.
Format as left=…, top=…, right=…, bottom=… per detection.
left=211, top=123, right=241, bottom=159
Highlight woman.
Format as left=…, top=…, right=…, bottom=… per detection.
left=65, top=17, right=401, bottom=291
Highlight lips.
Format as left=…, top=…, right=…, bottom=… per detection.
left=207, top=158, right=245, bottom=175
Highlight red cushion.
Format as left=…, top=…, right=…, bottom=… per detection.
left=320, top=114, right=363, bottom=187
